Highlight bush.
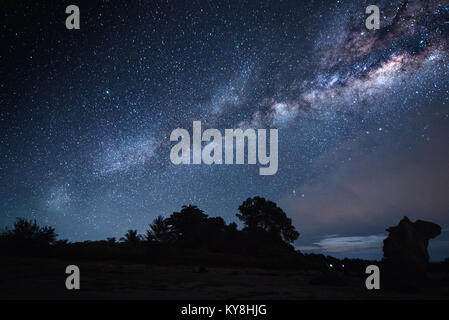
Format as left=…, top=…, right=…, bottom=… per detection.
left=0, top=218, right=58, bottom=255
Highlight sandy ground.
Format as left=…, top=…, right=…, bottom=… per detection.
left=1, top=256, right=448, bottom=299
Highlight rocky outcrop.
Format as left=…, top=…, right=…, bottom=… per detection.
left=382, top=216, right=441, bottom=291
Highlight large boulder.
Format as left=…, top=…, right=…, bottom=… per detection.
left=382, top=216, right=441, bottom=291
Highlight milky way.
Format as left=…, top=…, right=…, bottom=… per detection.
left=1, top=0, right=448, bottom=259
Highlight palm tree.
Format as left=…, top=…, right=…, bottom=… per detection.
left=7, top=218, right=57, bottom=245
left=145, top=215, right=170, bottom=242
left=120, top=230, right=141, bottom=244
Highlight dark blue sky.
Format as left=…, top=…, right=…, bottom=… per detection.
left=1, top=0, right=448, bottom=260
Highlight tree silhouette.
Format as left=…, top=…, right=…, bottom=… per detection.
left=163, top=205, right=233, bottom=250
left=236, top=196, right=299, bottom=243
left=106, top=237, right=116, bottom=244
left=120, top=229, right=141, bottom=244
left=165, top=205, right=208, bottom=247
left=5, top=218, right=57, bottom=245
left=145, top=215, right=171, bottom=242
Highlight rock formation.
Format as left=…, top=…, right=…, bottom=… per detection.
left=382, top=216, right=441, bottom=291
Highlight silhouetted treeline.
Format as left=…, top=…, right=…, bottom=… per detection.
left=0, top=197, right=303, bottom=267
left=0, top=197, right=332, bottom=270
left=0, top=218, right=57, bottom=256
left=1, top=197, right=447, bottom=275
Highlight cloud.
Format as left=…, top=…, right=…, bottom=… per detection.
left=298, top=234, right=386, bottom=253
left=281, top=120, right=449, bottom=236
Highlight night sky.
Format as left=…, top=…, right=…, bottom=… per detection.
left=1, top=0, right=448, bottom=260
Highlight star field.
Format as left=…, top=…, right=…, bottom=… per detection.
left=1, top=0, right=448, bottom=259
